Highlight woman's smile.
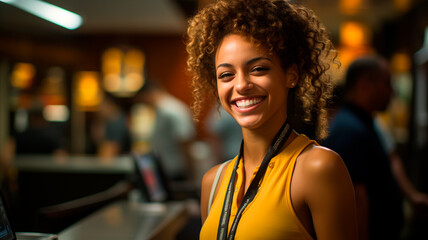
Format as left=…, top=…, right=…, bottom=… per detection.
left=233, top=96, right=265, bottom=110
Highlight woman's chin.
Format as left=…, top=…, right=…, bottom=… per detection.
left=235, top=116, right=263, bottom=130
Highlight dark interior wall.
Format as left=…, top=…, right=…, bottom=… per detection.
left=0, top=31, right=214, bottom=140
left=0, top=33, right=191, bottom=101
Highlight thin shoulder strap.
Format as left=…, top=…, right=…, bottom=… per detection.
left=207, top=159, right=231, bottom=214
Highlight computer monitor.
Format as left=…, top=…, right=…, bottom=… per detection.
left=0, top=190, right=15, bottom=240
left=132, top=152, right=170, bottom=202
left=0, top=189, right=58, bottom=240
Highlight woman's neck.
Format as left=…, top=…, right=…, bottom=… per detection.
left=239, top=120, right=295, bottom=193
left=241, top=119, right=284, bottom=167
left=241, top=117, right=296, bottom=166
left=242, top=130, right=271, bottom=166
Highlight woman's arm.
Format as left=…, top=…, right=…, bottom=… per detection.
left=300, top=146, right=358, bottom=240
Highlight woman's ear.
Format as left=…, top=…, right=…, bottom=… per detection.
left=286, top=64, right=299, bottom=88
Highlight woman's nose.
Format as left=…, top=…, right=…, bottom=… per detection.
left=234, top=73, right=253, bottom=92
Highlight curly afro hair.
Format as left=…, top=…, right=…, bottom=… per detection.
left=186, top=0, right=338, bottom=139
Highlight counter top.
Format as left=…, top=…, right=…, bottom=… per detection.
left=58, top=200, right=189, bottom=240
left=13, top=155, right=133, bottom=174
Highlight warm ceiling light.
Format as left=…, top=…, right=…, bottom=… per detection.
left=102, top=48, right=123, bottom=75
left=340, top=21, right=370, bottom=47
left=10, top=62, right=35, bottom=89
left=101, top=48, right=145, bottom=97
left=74, top=71, right=103, bottom=111
left=0, top=0, right=82, bottom=30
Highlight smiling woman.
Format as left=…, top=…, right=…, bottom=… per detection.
left=187, top=0, right=337, bottom=140
left=186, top=0, right=358, bottom=240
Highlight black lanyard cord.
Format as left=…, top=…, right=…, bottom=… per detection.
left=217, top=120, right=293, bottom=240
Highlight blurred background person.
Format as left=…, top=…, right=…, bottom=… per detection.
left=1, top=96, right=68, bottom=186
left=134, top=80, right=196, bottom=181
left=205, top=105, right=242, bottom=163
left=11, top=97, right=67, bottom=157
left=0, top=95, right=69, bottom=231
left=322, top=55, right=428, bottom=240
left=89, top=92, right=131, bottom=159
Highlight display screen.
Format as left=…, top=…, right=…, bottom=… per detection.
left=135, top=154, right=168, bottom=202
left=0, top=196, right=15, bottom=240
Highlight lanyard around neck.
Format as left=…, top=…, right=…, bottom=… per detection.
left=217, top=120, right=292, bottom=240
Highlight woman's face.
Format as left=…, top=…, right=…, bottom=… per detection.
left=215, top=34, right=297, bottom=131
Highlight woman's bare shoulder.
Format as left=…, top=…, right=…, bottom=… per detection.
left=299, top=145, right=349, bottom=180
left=202, top=163, right=223, bottom=188
left=202, top=160, right=232, bottom=188
left=295, top=144, right=358, bottom=239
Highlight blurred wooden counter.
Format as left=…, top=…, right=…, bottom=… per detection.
left=13, top=155, right=134, bottom=206
left=58, top=201, right=189, bottom=240
left=10, top=155, right=135, bottom=233
left=13, top=155, right=133, bottom=174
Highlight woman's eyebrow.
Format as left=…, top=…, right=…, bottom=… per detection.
left=216, top=63, right=233, bottom=70
left=216, top=56, right=272, bottom=70
left=246, top=56, right=272, bottom=65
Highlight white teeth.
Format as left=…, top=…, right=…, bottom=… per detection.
left=235, top=98, right=262, bottom=108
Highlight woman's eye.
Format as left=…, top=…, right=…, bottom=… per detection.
left=252, top=66, right=269, bottom=73
left=218, top=72, right=234, bottom=80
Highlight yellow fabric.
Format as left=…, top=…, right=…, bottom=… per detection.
left=200, top=135, right=316, bottom=240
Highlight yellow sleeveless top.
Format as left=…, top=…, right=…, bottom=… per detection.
left=200, top=135, right=315, bottom=240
